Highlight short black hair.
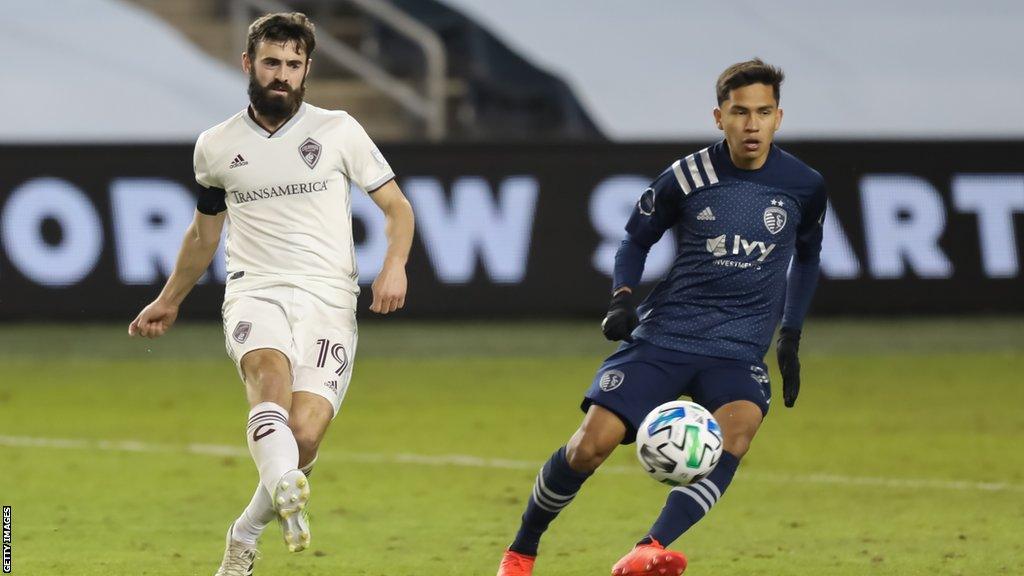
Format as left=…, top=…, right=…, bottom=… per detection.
left=246, top=12, right=316, bottom=59
left=716, top=58, right=784, bottom=105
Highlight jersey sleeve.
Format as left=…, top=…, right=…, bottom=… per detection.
left=794, top=176, right=827, bottom=263
left=194, top=133, right=227, bottom=215
left=193, top=132, right=220, bottom=190
left=623, top=167, right=685, bottom=248
left=339, top=117, right=395, bottom=193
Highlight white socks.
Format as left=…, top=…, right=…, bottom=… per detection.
left=233, top=410, right=318, bottom=545
left=232, top=483, right=277, bottom=545
left=246, top=402, right=299, bottom=498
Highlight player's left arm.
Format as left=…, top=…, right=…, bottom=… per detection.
left=368, top=180, right=414, bottom=314
left=777, top=178, right=828, bottom=407
left=338, top=116, right=414, bottom=315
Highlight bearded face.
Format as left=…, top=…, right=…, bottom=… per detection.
left=245, top=40, right=309, bottom=125
left=248, top=68, right=305, bottom=123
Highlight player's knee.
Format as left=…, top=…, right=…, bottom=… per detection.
left=723, top=435, right=753, bottom=458
left=721, top=419, right=760, bottom=459
left=714, top=400, right=763, bottom=459
left=565, top=442, right=607, bottom=473
left=290, top=424, right=322, bottom=463
left=565, top=405, right=626, bottom=472
left=241, top=350, right=291, bottom=400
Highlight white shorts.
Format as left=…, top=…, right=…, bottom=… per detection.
left=222, top=285, right=358, bottom=417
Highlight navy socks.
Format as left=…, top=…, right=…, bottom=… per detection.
left=646, top=450, right=740, bottom=545
left=509, top=446, right=592, bottom=556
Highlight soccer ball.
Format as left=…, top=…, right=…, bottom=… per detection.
left=635, top=401, right=723, bottom=486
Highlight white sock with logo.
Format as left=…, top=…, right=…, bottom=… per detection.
left=245, top=402, right=299, bottom=498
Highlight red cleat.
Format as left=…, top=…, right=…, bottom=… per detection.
left=497, top=548, right=536, bottom=576
left=611, top=539, right=687, bottom=576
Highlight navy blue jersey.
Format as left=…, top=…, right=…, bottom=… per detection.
left=622, top=141, right=826, bottom=362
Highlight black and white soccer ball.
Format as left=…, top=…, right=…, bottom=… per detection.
left=635, top=400, right=723, bottom=486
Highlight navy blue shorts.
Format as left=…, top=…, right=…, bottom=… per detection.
left=582, top=339, right=771, bottom=444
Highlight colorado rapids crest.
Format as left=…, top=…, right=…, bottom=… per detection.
left=299, top=137, right=322, bottom=169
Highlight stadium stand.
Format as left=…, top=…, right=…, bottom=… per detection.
left=376, top=0, right=602, bottom=140
left=9, top=0, right=1021, bottom=142
left=441, top=0, right=1024, bottom=140
left=128, top=0, right=601, bottom=141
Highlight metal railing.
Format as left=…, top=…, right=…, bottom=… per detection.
left=231, top=0, right=447, bottom=140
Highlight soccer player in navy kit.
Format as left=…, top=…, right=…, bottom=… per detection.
left=497, top=59, right=826, bottom=576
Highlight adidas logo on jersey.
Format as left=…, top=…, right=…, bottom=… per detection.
left=697, top=207, right=716, bottom=221
left=229, top=154, right=248, bottom=169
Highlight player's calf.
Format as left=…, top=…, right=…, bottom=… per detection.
left=565, top=433, right=616, bottom=473
left=291, top=428, right=323, bottom=469
left=565, top=405, right=627, bottom=473
left=288, top=391, right=334, bottom=467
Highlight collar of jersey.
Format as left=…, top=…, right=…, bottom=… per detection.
left=244, top=103, right=307, bottom=138
left=717, top=139, right=779, bottom=178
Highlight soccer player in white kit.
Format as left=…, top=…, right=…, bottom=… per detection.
left=128, top=13, right=415, bottom=575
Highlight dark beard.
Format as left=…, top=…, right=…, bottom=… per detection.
left=248, top=73, right=305, bottom=124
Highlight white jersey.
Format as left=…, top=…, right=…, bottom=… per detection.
left=194, top=103, right=393, bottom=309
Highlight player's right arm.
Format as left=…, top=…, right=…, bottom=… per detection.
left=130, top=132, right=227, bottom=338
left=602, top=168, right=684, bottom=341
left=129, top=210, right=226, bottom=338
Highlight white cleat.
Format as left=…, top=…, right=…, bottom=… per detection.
left=273, top=469, right=311, bottom=552
left=214, top=523, right=259, bottom=576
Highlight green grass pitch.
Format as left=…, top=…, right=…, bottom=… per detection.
left=1, top=319, right=1022, bottom=575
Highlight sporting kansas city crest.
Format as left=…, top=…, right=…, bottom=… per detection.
left=763, top=199, right=787, bottom=234
left=599, top=369, right=625, bottom=391
left=299, top=137, right=322, bottom=169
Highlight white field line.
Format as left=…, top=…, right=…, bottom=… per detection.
left=1, top=434, right=1021, bottom=494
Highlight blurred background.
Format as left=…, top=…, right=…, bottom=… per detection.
left=1, top=1, right=1022, bottom=575
left=2, top=0, right=1023, bottom=318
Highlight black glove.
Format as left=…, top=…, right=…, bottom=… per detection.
left=601, top=290, right=639, bottom=342
left=776, top=327, right=802, bottom=407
